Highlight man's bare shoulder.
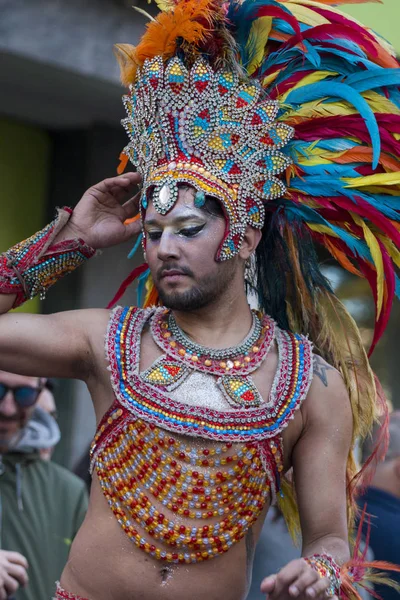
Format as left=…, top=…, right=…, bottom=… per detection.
left=312, top=354, right=342, bottom=388
left=302, top=353, right=352, bottom=431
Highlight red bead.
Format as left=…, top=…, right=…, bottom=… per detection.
left=203, top=449, right=210, bottom=456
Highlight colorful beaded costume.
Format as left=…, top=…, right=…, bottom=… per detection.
left=90, top=306, right=313, bottom=563
left=110, top=0, right=400, bottom=594
left=113, top=0, right=400, bottom=525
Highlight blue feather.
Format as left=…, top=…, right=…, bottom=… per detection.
left=285, top=81, right=381, bottom=169
left=345, top=70, right=400, bottom=93
left=281, top=202, right=371, bottom=260
left=128, top=233, right=143, bottom=259
left=395, top=275, right=400, bottom=299
left=137, top=268, right=150, bottom=307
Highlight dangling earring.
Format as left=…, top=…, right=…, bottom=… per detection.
left=194, top=190, right=206, bottom=208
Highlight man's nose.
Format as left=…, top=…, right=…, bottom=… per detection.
left=157, top=232, right=180, bottom=261
left=0, top=391, right=18, bottom=417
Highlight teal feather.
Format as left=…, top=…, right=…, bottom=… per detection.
left=285, top=81, right=381, bottom=168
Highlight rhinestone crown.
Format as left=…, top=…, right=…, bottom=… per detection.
left=121, top=55, right=294, bottom=259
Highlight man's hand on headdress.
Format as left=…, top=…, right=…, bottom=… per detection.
left=55, top=172, right=142, bottom=250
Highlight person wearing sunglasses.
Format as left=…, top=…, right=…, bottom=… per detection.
left=0, top=372, right=45, bottom=453
left=0, top=370, right=88, bottom=600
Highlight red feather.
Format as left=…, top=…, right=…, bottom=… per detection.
left=107, top=263, right=149, bottom=309
left=253, top=6, right=303, bottom=41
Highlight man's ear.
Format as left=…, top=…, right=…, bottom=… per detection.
left=239, top=226, right=262, bottom=260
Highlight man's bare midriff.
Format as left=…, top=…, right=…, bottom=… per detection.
left=61, top=474, right=270, bottom=600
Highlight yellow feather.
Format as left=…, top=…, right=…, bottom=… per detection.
left=153, top=0, right=174, bottom=11
left=262, top=71, right=279, bottom=88
left=376, top=234, right=400, bottom=269
left=352, top=214, right=384, bottom=319
left=281, top=90, right=400, bottom=121
left=283, top=2, right=330, bottom=27
left=306, top=223, right=340, bottom=237
left=344, top=172, right=400, bottom=188
left=295, top=153, right=332, bottom=166
left=247, top=17, right=273, bottom=75
left=362, top=91, right=400, bottom=116
left=281, top=0, right=395, bottom=56
left=281, top=99, right=354, bottom=120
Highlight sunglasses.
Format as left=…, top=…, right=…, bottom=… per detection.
left=0, top=383, right=44, bottom=408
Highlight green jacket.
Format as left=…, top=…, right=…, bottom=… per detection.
left=0, top=452, right=88, bottom=600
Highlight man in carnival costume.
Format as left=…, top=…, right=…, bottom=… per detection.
left=1, top=0, right=400, bottom=598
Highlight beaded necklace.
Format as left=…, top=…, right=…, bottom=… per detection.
left=151, top=308, right=274, bottom=377
left=167, top=310, right=262, bottom=361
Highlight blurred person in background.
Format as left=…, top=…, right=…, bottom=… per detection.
left=358, top=411, right=400, bottom=600
left=0, top=370, right=88, bottom=600
left=36, top=378, right=58, bottom=461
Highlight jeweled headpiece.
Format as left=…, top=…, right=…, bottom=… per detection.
left=119, top=54, right=293, bottom=259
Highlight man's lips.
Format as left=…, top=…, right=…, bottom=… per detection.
left=160, top=270, right=187, bottom=279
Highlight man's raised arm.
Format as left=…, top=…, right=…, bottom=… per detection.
left=0, top=172, right=141, bottom=380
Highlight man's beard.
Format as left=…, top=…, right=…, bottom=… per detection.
left=155, top=263, right=236, bottom=311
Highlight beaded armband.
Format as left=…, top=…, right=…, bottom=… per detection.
left=304, top=554, right=341, bottom=598
left=0, top=207, right=96, bottom=308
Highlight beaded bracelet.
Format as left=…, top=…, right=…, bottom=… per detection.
left=304, top=554, right=341, bottom=598
left=0, top=208, right=95, bottom=308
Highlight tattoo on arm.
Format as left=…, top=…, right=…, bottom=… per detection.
left=245, top=527, right=255, bottom=586
left=313, top=355, right=334, bottom=387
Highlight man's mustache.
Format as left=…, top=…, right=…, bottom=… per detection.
left=157, top=264, right=194, bottom=279
left=0, top=415, right=20, bottom=423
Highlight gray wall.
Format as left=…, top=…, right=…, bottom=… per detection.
left=1, top=0, right=149, bottom=467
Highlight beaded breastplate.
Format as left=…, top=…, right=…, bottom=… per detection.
left=91, top=307, right=313, bottom=564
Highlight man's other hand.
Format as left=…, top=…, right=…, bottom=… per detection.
left=56, top=172, right=142, bottom=250
left=0, top=550, right=28, bottom=600
left=261, top=558, right=338, bottom=600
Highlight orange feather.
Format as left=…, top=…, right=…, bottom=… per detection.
left=324, top=238, right=363, bottom=277
left=116, top=0, right=217, bottom=85
left=334, top=147, right=400, bottom=172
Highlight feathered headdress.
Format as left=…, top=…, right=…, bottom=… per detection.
left=113, top=3, right=400, bottom=592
